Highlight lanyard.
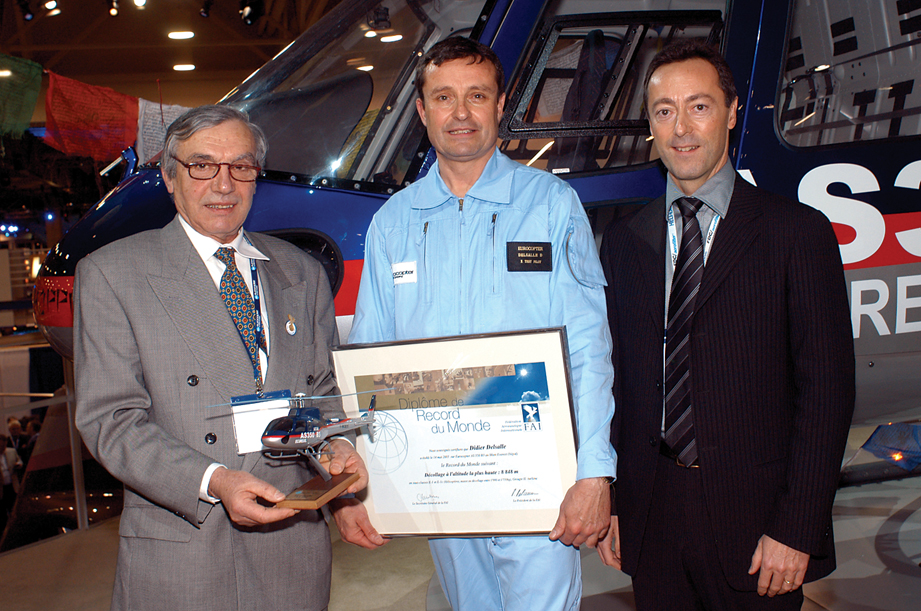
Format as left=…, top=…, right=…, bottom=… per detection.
left=235, top=237, right=266, bottom=395
left=667, top=203, right=720, bottom=268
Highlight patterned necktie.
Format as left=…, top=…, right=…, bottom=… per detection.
left=664, top=197, right=705, bottom=466
left=214, top=247, right=266, bottom=384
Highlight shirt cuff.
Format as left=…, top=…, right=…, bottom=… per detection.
left=575, top=444, right=617, bottom=481
left=200, top=463, right=226, bottom=503
left=327, top=435, right=354, bottom=447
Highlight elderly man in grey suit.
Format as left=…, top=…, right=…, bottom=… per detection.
left=75, top=105, right=367, bottom=611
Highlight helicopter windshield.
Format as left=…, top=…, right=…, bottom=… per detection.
left=221, top=0, right=484, bottom=186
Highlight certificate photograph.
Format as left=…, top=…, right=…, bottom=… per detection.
left=332, top=328, right=577, bottom=537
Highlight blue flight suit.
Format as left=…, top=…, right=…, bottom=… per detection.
left=350, top=149, right=616, bottom=611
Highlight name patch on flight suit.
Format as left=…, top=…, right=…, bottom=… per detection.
left=392, top=261, right=417, bottom=285
left=507, top=242, right=552, bottom=272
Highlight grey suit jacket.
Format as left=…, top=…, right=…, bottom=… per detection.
left=75, top=215, right=341, bottom=611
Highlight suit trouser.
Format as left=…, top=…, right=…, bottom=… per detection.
left=429, top=535, right=581, bottom=611
left=631, top=453, right=804, bottom=611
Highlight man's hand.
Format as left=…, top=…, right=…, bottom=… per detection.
left=748, top=534, right=809, bottom=596
left=325, top=438, right=369, bottom=494
left=208, top=467, right=297, bottom=526
left=329, top=497, right=387, bottom=549
left=597, top=515, right=622, bottom=569
left=548, top=477, right=611, bottom=548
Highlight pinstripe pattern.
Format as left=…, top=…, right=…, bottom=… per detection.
left=601, top=176, right=855, bottom=591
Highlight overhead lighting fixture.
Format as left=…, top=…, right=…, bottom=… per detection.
left=200, top=0, right=213, bottom=17
left=239, top=0, right=264, bottom=26
left=364, top=31, right=377, bottom=38
left=357, top=65, right=374, bottom=72
left=17, top=0, right=34, bottom=21
left=0, top=70, right=12, bottom=78
left=380, top=34, right=403, bottom=43
left=173, top=64, right=196, bottom=72
left=134, top=0, right=146, bottom=7
left=794, top=111, right=816, bottom=127
left=108, top=1, right=119, bottom=17
left=43, top=1, right=57, bottom=9
left=168, top=31, right=195, bottom=40
left=526, top=141, right=555, bottom=167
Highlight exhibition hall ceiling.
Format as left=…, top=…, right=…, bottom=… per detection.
left=1, top=0, right=342, bottom=110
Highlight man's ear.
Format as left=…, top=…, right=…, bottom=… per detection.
left=416, top=97, right=427, bottom=127
left=162, top=170, right=175, bottom=195
left=496, top=93, right=506, bottom=120
left=728, top=96, right=739, bottom=130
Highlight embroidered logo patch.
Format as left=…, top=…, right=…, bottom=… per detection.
left=392, top=261, right=417, bottom=285
left=507, top=242, right=552, bottom=272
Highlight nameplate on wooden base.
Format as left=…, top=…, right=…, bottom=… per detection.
left=276, top=472, right=360, bottom=510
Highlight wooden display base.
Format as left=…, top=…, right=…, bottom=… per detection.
left=275, top=472, right=360, bottom=510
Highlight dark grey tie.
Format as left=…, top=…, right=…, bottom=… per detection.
left=664, top=197, right=705, bottom=466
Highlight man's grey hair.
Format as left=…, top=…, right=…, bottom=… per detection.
left=161, top=105, right=267, bottom=179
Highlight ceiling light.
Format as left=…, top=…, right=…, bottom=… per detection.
left=380, top=35, right=403, bottom=43
left=43, top=1, right=56, bottom=9
left=47, top=8, right=60, bottom=15
left=364, top=31, right=377, bottom=38
left=17, top=0, right=34, bottom=21
left=173, top=64, right=196, bottom=72
left=168, top=31, right=195, bottom=40
left=357, top=65, right=374, bottom=72
left=239, top=0, right=264, bottom=26
left=200, top=0, right=213, bottom=17
left=134, top=0, right=146, bottom=7
left=0, top=70, right=12, bottom=78
left=108, top=1, right=119, bottom=17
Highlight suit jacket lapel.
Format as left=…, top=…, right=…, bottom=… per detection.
left=697, top=176, right=764, bottom=309
left=630, top=197, right=666, bottom=329
left=241, top=235, right=308, bottom=472
left=250, top=237, right=306, bottom=395
left=147, top=218, right=255, bottom=405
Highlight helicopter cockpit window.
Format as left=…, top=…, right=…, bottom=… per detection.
left=778, top=0, right=921, bottom=147
left=221, top=0, right=482, bottom=187
left=499, top=11, right=723, bottom=174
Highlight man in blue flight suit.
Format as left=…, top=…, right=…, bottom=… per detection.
left=329, top=37, right=616, bottom=610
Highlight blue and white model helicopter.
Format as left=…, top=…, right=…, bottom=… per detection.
left=261, top=395, right=376, bottom=481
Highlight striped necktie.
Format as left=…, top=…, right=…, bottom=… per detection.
left=214, top=247, right=266, bottom=383
left=664, top=197, right=705, bottom=466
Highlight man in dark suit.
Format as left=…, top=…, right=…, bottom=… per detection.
left=75, top=105, right=367, bottom=611
left=598, top=40, right=855, bottom=609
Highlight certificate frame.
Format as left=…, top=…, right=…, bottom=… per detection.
left=332, top=328, right=577, bottom=537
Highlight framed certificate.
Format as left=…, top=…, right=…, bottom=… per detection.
left=331, top=328, right=577, bottom=537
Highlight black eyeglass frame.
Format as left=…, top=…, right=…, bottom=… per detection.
left=170, top=155, right=262, bottom=182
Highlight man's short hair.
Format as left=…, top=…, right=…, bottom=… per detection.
left=643, top=39, right=738, bottom=109
left=414, top=37, right=504, bottom=102
left=161, top=105, right=267, bottom=179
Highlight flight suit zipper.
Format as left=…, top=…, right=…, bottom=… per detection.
left=421, top=221, right=431, bottom=304
left=488, top=212, right=498, bottom=293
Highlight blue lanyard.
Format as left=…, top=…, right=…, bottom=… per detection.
left=238, top=236, right=266, bottom=394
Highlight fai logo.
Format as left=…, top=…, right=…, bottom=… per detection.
left=521, top=401, right=541, bottom=431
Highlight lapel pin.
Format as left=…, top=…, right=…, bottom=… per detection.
left=286, top=315, right=297, bottom=336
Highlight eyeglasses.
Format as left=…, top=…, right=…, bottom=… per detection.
left=171, top=156, right=261, bottom=182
